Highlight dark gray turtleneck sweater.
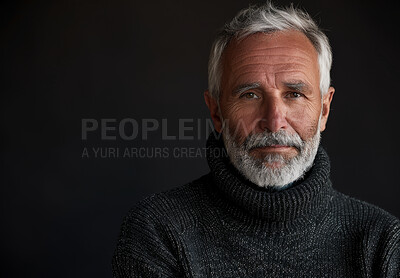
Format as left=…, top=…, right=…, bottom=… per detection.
left=113, top=133, right=400, bottom=277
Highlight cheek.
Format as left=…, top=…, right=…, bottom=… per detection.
left=287, top=103, right=320, bottom=140
left=223, top=101, right=259, bottom=141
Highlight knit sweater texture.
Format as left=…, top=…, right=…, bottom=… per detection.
left=113, top=133, right=400, bottom=277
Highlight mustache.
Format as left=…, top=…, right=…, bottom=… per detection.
left=242, top=130, right=304, bottom=151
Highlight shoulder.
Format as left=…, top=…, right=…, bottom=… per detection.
left=330, top=190, right=399, bottom=227
left=112, top=176, right=214, bottom=277
left=330, top=190, right=400, bottom=229
left=122, top=173, right=213, bottom=231
left=114, top=174, right=213, bottom=255
left=329, top=190, right=400, bottom=248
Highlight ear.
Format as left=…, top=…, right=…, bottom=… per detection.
left=319, top=86, right=335, bottom=132
left=204, top=90, right=223, bottom=133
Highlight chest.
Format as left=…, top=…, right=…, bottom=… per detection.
left=176, top=222, right=370, bottom=278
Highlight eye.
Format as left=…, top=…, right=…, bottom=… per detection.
left=286, top=92, right=304, bottom=98
left=240, top=92, right=260, bottom=99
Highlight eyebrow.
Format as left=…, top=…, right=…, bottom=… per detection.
left=283, top=81, right=310, bottom=92
left=232, top=82, right=261, bottom=95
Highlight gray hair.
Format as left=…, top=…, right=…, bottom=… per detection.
left=208, top=2, right=332, bottom=100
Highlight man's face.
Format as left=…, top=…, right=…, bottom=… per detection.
left=205, top=30, right=334, bottom=187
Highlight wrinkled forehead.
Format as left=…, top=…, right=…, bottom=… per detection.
left=222, top=30, right=318, bottom=64
left=220, top=31, right=320, bottom=89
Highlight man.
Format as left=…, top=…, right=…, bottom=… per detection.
left=113, top=3, right=400, bottom=277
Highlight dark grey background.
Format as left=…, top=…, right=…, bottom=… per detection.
left=1, top=0, right=399, bottom=277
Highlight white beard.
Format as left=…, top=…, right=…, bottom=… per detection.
left=222, top=119, right=321, bottom=189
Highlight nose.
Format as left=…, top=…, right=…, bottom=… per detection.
left=258, top=97, right=288, bottom=133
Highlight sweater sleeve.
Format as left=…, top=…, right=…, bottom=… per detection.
left=380, top=221, right=400, bottom=278
left=112, top=199, right=184, bottom=278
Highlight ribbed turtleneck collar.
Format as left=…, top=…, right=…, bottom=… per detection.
left=206, top=131, right=333, bottom=222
